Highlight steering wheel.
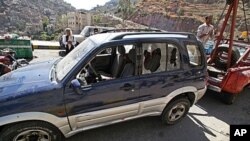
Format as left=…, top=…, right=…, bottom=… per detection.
left=88, top=63, right=102, bottom=81
left=76, top=72, right=87, bottom=86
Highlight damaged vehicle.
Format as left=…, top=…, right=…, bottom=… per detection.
left=0, top=32, right=207, bottom=141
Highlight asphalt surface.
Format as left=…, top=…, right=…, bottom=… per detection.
left=33, top=49, right=250, bottom=141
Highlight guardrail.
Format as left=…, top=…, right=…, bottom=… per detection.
left=31, top=40, right=61, bottom=50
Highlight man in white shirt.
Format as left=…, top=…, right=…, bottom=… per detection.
left=62, top=28, right=76, bottom=54
left=197, top=16, right=214, bottom=46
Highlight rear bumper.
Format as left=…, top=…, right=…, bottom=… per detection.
left=196, top=86, right=207, bottom=102
left=207, top=84, right=222, bottom=92
left=207, top=76, right=222, bottom=92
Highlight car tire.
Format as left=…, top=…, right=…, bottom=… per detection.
left=161, top=98, right=190, bottom=125
left=0, top=121, right=63, bottom=141
left=222, top=92, right=237, bottom=105
left=213, top=46, right=240, bottom=71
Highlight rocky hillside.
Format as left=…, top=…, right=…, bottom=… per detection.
left=0, top=0, right=75, bottom=34
left=91, top=0, right=138, bottom=13
left=91, top=0, right=250, bottom=35
left=129, top=0, right=250, bottom=32
left=129, top=0, right=250, bottom=34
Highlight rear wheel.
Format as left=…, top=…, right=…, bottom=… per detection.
left=222, top=92, right=237, bottom=105
left=161, top=98, right=190, bottom=125
left=0, top=121, right=63, bottom=141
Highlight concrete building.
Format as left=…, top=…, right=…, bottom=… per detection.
left=67, top=11, right=91, bottom=34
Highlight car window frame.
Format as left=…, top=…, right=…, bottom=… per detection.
left=184, top=41, right=205, bottom=69
left=64, top=38, right=185, bottom=87
left=65, top=40, right=142, bottom=87
left=137, top=40, right=183, bottom=76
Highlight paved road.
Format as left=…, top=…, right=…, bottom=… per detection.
left=31, top=49, right=62, bottom=63
left=33, top=49, right=250, bottom=141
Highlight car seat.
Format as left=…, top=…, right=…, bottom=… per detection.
left=144, top=48, right=161, bottom=72
left=120, top=49, right=136, bottom=77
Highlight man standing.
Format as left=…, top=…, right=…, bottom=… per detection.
left=62, top=28, right=76, bottom=55
left=197, top=16, right=214, bottom=46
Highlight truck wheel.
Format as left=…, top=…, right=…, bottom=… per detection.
left=222, top=92, right=237, bottom=105
left=161, top=98, right=190, bottom=125
left=213, top=46, right=240, bottom=71
left=0, top=121, right=63, bottom=141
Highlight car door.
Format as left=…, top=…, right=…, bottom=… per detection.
left=183, top=41, right=207, bottom=90
left=63, top=43, right=140, bottom=130
left=137, top=41, right=185, bottom=114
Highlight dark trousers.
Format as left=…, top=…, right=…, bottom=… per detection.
left=65, top=45, right=74, bottom=54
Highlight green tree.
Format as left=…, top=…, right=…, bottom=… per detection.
left=118, top=0, right=133, bottom=19
left=50, top=34, right=55, bottom=40
left=42, top=16, right=49, bottom=31
left=40, top=32, right=47, bottom=40
left=93, top=15, right=101, bottom=24
left=56, top=15, right=68, bottom=31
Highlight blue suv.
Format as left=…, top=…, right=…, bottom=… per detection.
left=0, top=32, right=207, bottom=141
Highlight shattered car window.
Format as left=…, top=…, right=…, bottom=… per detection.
left=56, top=38, right=95, bottom=81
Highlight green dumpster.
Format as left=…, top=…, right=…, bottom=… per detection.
left=0, top=39, right=33, bottom=59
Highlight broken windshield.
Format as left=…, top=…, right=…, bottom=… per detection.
left=56, top=38, right=95, bottom=81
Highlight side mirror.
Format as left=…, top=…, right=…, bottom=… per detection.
left=71, top=79, right=83, bottom=95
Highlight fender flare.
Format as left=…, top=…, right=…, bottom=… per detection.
left=165, top=86, right=200, bottom=106
left=0, top=112, right=70, bottom=136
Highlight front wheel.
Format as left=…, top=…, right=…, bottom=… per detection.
left=161, top=98, right=190, bottom=125
left=0, top=121, right=63, bottom=141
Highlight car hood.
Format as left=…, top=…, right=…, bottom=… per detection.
left=0, top=59, right=60, bottom=99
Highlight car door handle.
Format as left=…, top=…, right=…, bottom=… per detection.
left=196, top=71, right=202, bottom=75
left=120, top=83, right=135, bottom=91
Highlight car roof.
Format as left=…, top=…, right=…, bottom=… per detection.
left=85, top=26, right=114, bottom=29
left=88, top=33, right=125, bottom=45
left=123, top=34, right=188, bottom=39
left=88, top=32, right=197, bottom=45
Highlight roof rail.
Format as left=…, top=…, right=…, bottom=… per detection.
left=100, top=28, right=163, bottom=33
left=112, top=32, right=197, bottom=40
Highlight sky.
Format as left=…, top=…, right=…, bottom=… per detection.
left=64, top=0, right=111, bottom=10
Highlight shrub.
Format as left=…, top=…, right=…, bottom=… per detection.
left=177, top=8, right=185, bottom=16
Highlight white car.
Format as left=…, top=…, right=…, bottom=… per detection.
left=74, top=26, right=115, bottom=44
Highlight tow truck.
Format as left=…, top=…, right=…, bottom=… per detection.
left=207, top=0, right=250, bottom=104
